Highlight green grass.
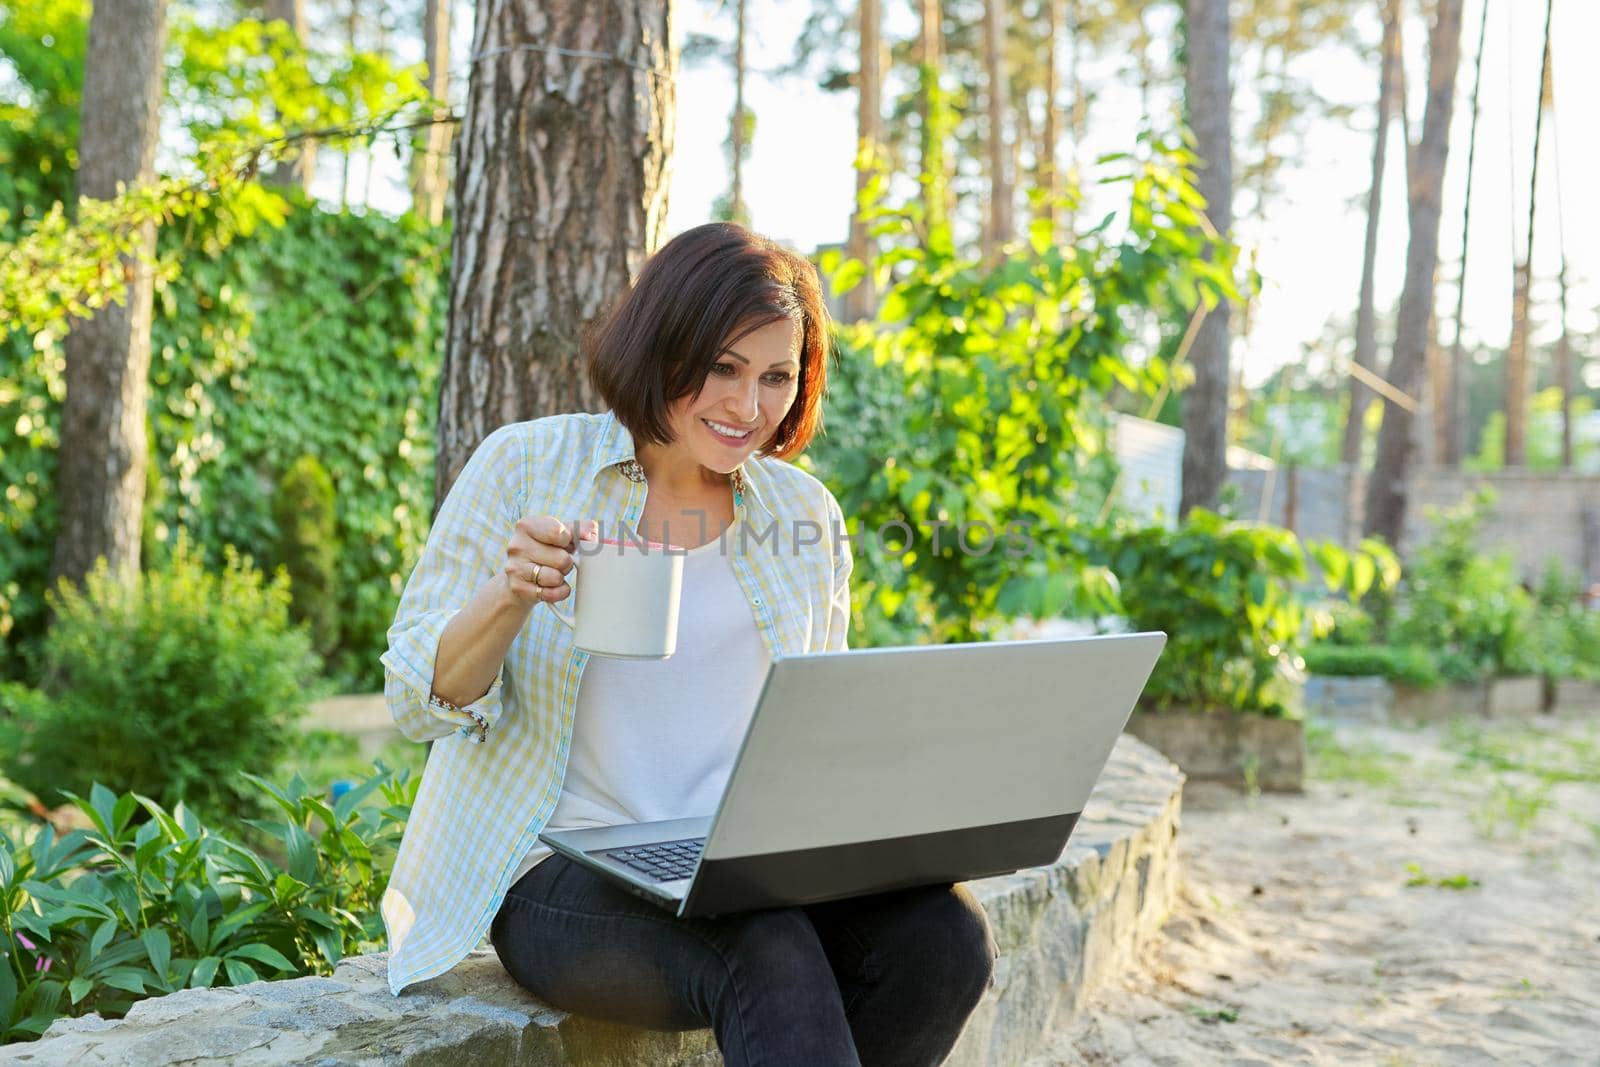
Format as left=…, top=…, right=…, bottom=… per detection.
left=1469, top=780, right=1553, bottom=838
left=291, top=727, right=427, bottom=792
left=1404, top=862, right=1481, bottom=889
left=1443, top=721, right=1600, bottom=787
left=1306, top=721, right=1412, bottom=786
left=1184, top=1005, right=1239, bottom=1023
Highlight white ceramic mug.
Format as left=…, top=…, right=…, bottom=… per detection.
left=549, top=536, right=684, bottom=659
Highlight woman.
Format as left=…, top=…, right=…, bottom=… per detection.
left=380, top=223, right=996, bottom=1065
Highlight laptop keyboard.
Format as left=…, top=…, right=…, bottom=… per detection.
left=602, top=837, right=705, bottom=882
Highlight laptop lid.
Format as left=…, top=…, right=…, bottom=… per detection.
left=679, top=631, right=1166, bottom=915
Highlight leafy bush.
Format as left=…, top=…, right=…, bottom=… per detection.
left=0, top=767, right=415, bottom=1043
left=1, top=203, right=445, bottom=689
left=1317, top=598, right=1375, bottom=647
left=273, top=454, right=339, bottom=655
left=1388, top=490, right=1542, bottom=680
left=1084, top=509, right=1398, bottom=716
left=808, top=129, right=1241, bottom=645
left=3, top=535, right=319, bottom=824
left=1527, top=560, right=1600, bottom=681
left=1301, top=644, right=1440, bottom=688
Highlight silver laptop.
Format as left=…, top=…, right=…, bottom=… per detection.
left=538, top=631, right=1167, bottom=917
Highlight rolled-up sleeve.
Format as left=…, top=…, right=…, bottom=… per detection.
left=381, top=426, right=523, bottom=743
left=825, top=490, right=854, bottom=652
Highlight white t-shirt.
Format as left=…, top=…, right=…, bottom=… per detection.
left=509, top=529, right=770, bottom=884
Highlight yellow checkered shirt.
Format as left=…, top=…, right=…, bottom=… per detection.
left=379, top=411, right=853, bottom=995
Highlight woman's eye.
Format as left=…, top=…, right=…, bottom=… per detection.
left=710, top=363, right=736, bottom=377
left=763, top=372, right=793, bottom=384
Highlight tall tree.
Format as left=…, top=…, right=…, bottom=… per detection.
left=980, top=0, right=1012, bottom=261
left=1503, top=0, right=1555, bottom=469
left=1549, top=38, right=1572, bottom=468
left=411, top=0, right=453, bottom=225
left=1341, top=0, right=1403, bottom=534
left=263, top=0, right=316, bottom=192
left=1178, top=0, right=1233, bottom=517
left=1441, top=0, right=1489, bottom=468
left=50, top=0, right=169, bottom=588
left=437, top=0, right=675, bottom=501
left=1363, top=0, right=1465, bottom=547
left=1037, top=0, right=1060, bottom=236
left=683, top=0, right=753, bottom=226
left=917, top=0, right=949, bottom=236
left=844, top=0, right=882, bottom=320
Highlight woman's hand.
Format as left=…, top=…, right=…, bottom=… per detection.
left=503, top=516, right=598, bottom=606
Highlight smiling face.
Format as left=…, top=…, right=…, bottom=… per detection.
left=663, top=315, right=803, bottom=474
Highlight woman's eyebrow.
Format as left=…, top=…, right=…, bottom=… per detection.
left=719, top=350, right=799, bottom=367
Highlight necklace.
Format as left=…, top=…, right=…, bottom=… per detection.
left=617, top=459, right=745, bottom=509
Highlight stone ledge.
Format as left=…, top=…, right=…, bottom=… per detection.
left=3, top=736, right=1184, bottom=1067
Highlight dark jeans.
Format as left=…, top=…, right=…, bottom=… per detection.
left=489, top=855, right=998, bottom=1066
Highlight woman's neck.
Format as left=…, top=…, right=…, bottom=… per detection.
left=634, top=443, right=732, bottom=501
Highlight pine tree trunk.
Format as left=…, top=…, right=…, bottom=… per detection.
left=1179, top=0, right=1233, bottom=517
left=1443, top=0, right=1489, bottom=469
left=1040, top=0, right=1059, bottom=236
left=1341, top=0, right=1401, bottom=475
left=411, top=0, right=453, bottom=225
left=436, top=0, right=675, bottom=502
left=265, top=0, right=316, bottom=192
left=51, top=0, right=169, bottom=588
left=981, top=0, right=1011, bottom=263
left=917, top=0, right=951, bottom=237
left=844, top=0, right=881, bottom=322
left=1505, top=8, right=1554, bottom=469
left=1363, top=0, right=1465, bottom=547
left=730, top=0, right=747, bottom=224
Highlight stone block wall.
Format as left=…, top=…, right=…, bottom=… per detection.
left=2, top=738, right=1185, bottom=1067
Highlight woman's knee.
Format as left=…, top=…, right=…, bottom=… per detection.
left=903, top=885, right=998, bottom=1004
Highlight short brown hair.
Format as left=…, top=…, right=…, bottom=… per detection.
left=585, top=222, right=834, bottom=460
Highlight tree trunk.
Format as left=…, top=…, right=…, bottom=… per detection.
left=264, top=0, right=316, bottom=192
left=981, top=0, right=1011, bottom=263
left=1065, top=0, right=1085, bottom=240
left=1443, top=0, right=1489, bottom=469
left=844, top=0, right=881, bottom=321
left=1363, top=0, right=1465, bottom=547
left=50, top=0, right=169, bottom=589
left=1179, top=0, right=1233, bottom=517
left=264, top=0, right=316, bottom=191
left=729, top=0, right=747, bottom=225
left=1505, top=5, right=1555, bottom=469
left=1040, top=0, right=1060, bottom=236
left=436, top=0, right=675, bottom=502
left=1341, top=0, right=1401, bottom=482
left=916, top=0, right=950, bottom=237
left=411, top=0, right=453, bottom=225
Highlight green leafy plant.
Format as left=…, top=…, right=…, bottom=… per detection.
left=3, top=534, right=319, bottom=824
left=1300, top=644, right=1441, bottom=689
left=809, top=122, right=1244, bottom=645
left=1387, top=490, right=1542, bottom=682
left=0, top=767, right=415, bottom=1043
left=1082, top=509, right=1397, bottom=716
left=273, top=455, right=339, bottom=656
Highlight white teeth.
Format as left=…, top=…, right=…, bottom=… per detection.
left=705, top=420, right=751, bottom=439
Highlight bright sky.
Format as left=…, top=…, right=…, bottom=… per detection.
left=353, top=1, right=1597, bottom=391
left=662, top=0, right=1600, bottom=389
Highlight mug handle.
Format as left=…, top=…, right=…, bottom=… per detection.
left=547, top=558, right=578, bottom=629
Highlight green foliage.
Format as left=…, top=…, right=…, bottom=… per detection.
left=1300, top=643, right=1441, bottom=688
left=0, top=0, right=86, bottom=237
left=1465, top=388, right=1598, bottom=472
left=1387, top=489, right=1542, bottom=681
left=1083, top=509, right=1393, bottom=716
left=809, top=132, right=1243, bottom=644
left=3, top=535, right=318, bottom=824
left=273, top=455, right=339, bottom=656
left=0, top=768, right=415, bottom=1042
left=1, top=204, right=445, bottom=688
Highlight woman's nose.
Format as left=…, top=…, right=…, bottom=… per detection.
left=733, top=377, right=760, bottom=420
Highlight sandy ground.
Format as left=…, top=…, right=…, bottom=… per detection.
left=1046, top=712, right=1600, bottom=1067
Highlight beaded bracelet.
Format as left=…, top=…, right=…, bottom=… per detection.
left=429, top=692, right=488, bottom=743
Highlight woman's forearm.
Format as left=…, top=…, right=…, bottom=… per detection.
left=430, top=573, right=534, bottom=707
